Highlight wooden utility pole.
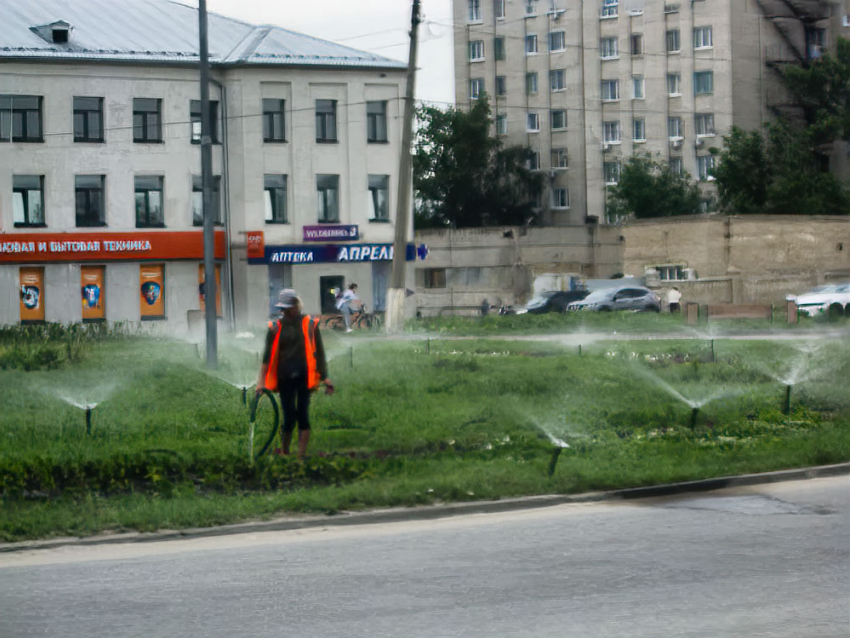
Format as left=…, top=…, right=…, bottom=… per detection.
left=199, top=0, right=217, bottom=368
left=385, top=0, right=420, bottom=333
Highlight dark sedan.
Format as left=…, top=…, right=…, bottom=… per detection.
left=515, top=290, right=590, bottom=314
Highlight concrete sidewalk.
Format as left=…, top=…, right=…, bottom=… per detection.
left=2, top=461, right=848, bottom=554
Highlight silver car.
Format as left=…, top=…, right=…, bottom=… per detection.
left=567, top=286, right=661, bottom=312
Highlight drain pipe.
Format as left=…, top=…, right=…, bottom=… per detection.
left=210, top=76, right=236, bottom=332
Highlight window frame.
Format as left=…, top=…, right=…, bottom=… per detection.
left=495, top=76, right=507, bottom=96
left=600, top=37, right=619, bottom=59
left=695, top=113, right=715, bottom=137
left=526, top=112, right=540, bottom=132
left=525, top=34, right=538, bottom=55
left=601, top=79, right=620, bottom=102
left=264, top=174, right=288, bottom=224
left=262, top=98, right=287, bottom=143
left=630, top=33, right=643, bottom=55
left=494, top=0, right=506, bottom=19
left=316, top=174, right=340, bottom=223
left=424, top=268, right=447, bottom=289
left=190, top=99, right=220, bottom=144
left=132, top=98, right=163, bottom=144
left=697, top=155, right=716, bottom=181
left=368, top=174, right=390, bottom=222
left=526, top=72, right=538, bottom=95
left=134, top=175, right=165, bottom=228
left=73, top=97, right=104, bottom=143
left=496, top=113, right=508, bottom=136
left=603, top=120, right=622, bottom=144
left=550, top=109, right=567, bottom=130
left=550, top=69, right=566, bottom=92
left=367, top=100, right=388, bottom=143
left=75, top=175, right=107, bottom=227
left=469, top=40, right=485, bottom=62
left=468, top=0, right=482, bottom=22
left=603, top=161, right=621, bottom=185
left=667, top=73, right=682, bottom=96
left=470, top=78, right=485, bottom=100
left=694, top=71, right=714, bottom=95
left=494, top=36, right=506, bottom=61
left=548, top=31, right=566, bottom=52
left=552, top=188, right=570, bottom=209
left=668, top=116, right=684, bottom=139
left=315, top=99, right=338, bottom=143
left=633, top=75, right=645, bottom=99
left=666, top=29, right=681, bottom=53
left=192, top=175, right=223, bottom=226
left=633, top=117, right=646, bottom=142
left=12, top=175, right=46, bottom=227
left=0, top=95, right=44, bottom=143
left=551, top=147, right=569, bottom=169
left=693, top=26, right=713, bottom=49
left=601, top=0, right=619, bottom=18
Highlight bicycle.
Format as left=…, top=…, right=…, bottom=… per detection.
left=322, top=305, right=382, bottom=331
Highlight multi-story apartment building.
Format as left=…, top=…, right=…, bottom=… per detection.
left=0, top=0, right=411, bottom=331
left=454, top=0, right=849, bottom=224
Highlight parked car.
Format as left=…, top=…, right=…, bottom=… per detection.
left=791, top=283, right=850, bottom=317
left=567, top=286, right=661, bottom=312
left=514, top=290, right=590, bottom=314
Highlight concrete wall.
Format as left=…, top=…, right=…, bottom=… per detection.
left=413, top=224, right=623, bottom=314
left=622, top=214, right=850, bottom=304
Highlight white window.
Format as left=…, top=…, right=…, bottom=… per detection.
left=601, top=80, right=620, bottom=101
left=602, top=0, right=618, bottom=18
left=549, top=31, right=566, bottom=52
left=694, top=71, right=714, bottom=95
left=494, top=0, right=506, bottom=19
left=669, top=157, right=683, bottom=174
left=694, top=26, right=713, bottom=49
left=552, top=147, right=569, bottom=169
left=525, top=34, right=538, bottom=54
left=633, top=75, right=645, bottom=99
left=601, top=37, right=618, bottom=59
left=633, top=118, right=646, bottom=142
left=667, top=73, right=682, bottom=96
left=603, top=121, right=621, bottom=143
left=528, top=151, right=540, bottom=170
left=550, top=69, right=566, bottom=91
left=604, top=161, right=621, bottom=184
left=551, top=109, right=567, bottom=130
left=552, top=188, right=570, bottom=208
left=495, top=76, right=507, bottom=96
left=525, top=0, right=538, bottom=16
left=666, top=29, right=681, bottom=52
left=496, top=114, right=507, bottom=136
left=468, top=0, right=482, bottom=22
left=697, top=155, right=716, bottom=180
left=469, top=40, right=485, bottom=61
left=526, top=72, right=538, bottom=95
left=470, top=78, right=485, bottom=100
left=527, top=112, right=540, bottom=131
left=668, top=116, right=683, bottom=139
left=695, top=113, right=715, bottom=136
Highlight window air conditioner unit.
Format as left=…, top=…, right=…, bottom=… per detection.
left=549, top=170, right=558, bottom=179
left=694, top=138, right=704, bottom=148
left=602, top=143, right=612, bottom=151
left=671, top=139, right=682, bottom=149
left=629, top=10, right=643, bottom=17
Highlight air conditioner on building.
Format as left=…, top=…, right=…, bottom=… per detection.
left=629, top=9, right=644, bottom=16
left=694, top=138, right=704, bottom=148
left=549, top=170, right=558, bottom=179
left=602, top=143, right=612, bottom=152
left=670, top=139, right=683, bottom=149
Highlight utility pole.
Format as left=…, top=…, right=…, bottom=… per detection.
left=199, top=0, right=217, bottom=368
left=385, top=0, right=420, bottom=334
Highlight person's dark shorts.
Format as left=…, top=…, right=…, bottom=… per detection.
left=670, top=302, right=681, bottom=313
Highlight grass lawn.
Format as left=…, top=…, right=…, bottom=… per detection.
left=1, top=330, right=848, bottom=542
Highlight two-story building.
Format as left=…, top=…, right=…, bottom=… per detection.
left=0, top=0, right=412, bottom=332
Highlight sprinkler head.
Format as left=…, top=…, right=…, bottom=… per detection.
left=689, top=406, right=699, bottom=429
left=85, top=407, right=93, bottom=436
left=547, top=447, right=563, bottom=477
left=242, top=387, right=247, bottom=406
left=783, top=384, right=792, bottom=415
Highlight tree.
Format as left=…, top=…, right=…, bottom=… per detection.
left=712, top=123, right=849, bottom=215
left=413, top=97, right=543, bottom=228
left=782, top=37, right=850, bottom=149
left=605, top=154, right=702, bottom=220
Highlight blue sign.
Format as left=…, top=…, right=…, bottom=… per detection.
left=250, top=243, right=419, bottom=265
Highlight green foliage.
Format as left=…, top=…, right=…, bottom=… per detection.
left=782, top=37, right=850, bottom=148
left=713, top=123, right=849, bottom=215
left=413, top=96, right=544, bottom=228
left=606, top=154, right=703, bottom=220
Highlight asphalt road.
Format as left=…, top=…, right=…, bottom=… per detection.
left=1, top=476, right=847, bottom=638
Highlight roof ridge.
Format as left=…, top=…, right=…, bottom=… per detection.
left=224, top=25, right=272, bottom=63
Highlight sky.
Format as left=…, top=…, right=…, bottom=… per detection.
left=204, top=0, right=456, bottom=106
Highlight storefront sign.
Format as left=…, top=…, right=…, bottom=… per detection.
left=19, top=267, right=44, bottom=323
left=251, top=243, right=416, bottom=265
left=81, top=266, right=105, bottom=321
left=302, top=225, right=359, bottom=242
left=246, top=231, right=265, bottom=260
left=0, top=231, right=226, bottom=263
left=140, top=264, right=165, bottom=319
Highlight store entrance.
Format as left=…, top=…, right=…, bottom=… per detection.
left=320, top=275, right=344, bottom=315
left=268, top=264, right=292, bottom=317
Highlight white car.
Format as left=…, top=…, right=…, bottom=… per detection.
left=792, top=284, right=850, bottom=317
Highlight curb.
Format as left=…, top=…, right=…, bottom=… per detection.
left=2, top=462, right=848, bottom=554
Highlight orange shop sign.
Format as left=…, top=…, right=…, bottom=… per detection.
left=0, top=230, right=226, bottom=263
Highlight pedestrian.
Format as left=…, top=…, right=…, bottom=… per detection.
left=667, top=287, right=682, bottom=313
left=257, top=289, right=334, bottom=457
left=336, top=282, right=360, bottom=333
left=481, top=298, right=490, bottom=317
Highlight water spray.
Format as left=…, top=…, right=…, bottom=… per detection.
left=689, top=406, right=699, bottom=429
left=783, top=384, right=792, bottom=415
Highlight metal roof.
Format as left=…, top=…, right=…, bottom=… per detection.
left=0, top=0, right=407, bottom=69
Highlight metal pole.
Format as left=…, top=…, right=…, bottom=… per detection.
left=199, top=0, right=217, bottom=369
left=385, top=0, right=421, bottom=333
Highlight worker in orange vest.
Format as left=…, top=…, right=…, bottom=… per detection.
left=257, top=289, right=334, bottom=457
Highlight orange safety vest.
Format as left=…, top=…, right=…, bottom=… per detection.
left=265, top=315, right=322, bottom=392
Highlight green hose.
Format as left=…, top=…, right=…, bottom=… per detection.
left=250, top=388, right=280, bottom=459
